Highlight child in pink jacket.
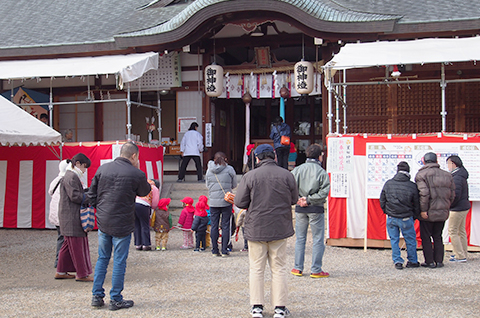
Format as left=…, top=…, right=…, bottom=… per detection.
left=178, top=196, right=195, bottom=249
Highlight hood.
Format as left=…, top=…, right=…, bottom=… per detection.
left=207, top=160, right=228, bottom=174
left=453, top=166, right=469, bottom=180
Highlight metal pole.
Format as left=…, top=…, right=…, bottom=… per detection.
left=440, top=64, right=447, bottom=132
left=335, top=84, right=340, bottom=134
left=157, top=91, right=162, bottom=140
left=343, top=69, right=347, bottom=134
left=49, top=79, right=53, bottom=127
left=327, top=71, right=333, bottom=134
left=127, top=84, right=132, bottom=141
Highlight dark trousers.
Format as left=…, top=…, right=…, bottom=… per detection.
left=178, top=155, right=203, bottom=180
left=275, top=146, right=289, bottom=169
left=134, top=203, right=151, bottom=247
left=195, top=231, right=207, bottom=249
left=210, top=206, right=232, bottom=254
left=420, top=220, right=445, bottom=264
left=54, top=226, right=64, bottom=268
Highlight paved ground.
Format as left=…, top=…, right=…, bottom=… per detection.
left=0, top=228, right=479, bottom=317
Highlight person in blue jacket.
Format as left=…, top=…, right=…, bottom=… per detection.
left=269, top=116, right=291, bottom=170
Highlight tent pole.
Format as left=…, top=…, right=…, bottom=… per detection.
left=157, top=91, right=162, bottom=141
left=327, top=70, right=333, bottom=134
left=343, top=70, right=347, bottom=134
left=335, top=83, right=340, bottom=134
left=49, top=79, right=53, bottom=127
left=441, top=63, right=447, bottom=132
left=127, top=84, right=132, bottom=141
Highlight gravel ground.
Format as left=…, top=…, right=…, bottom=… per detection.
left=1, top=228, right=479, bottom=318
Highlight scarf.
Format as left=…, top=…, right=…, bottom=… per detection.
left=66, top=164, right=86, bottom=188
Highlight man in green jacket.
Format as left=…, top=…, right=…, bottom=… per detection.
left=291, top=144, right=331, bottom=278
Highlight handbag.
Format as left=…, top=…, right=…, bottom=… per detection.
left=80, top=206, right=95, bottom=232
left=214, top=173, right=235, bottom=205
left=275, top=124, right=290, bottom=146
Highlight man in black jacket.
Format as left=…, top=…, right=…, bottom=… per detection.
left=380, top=161, right=420, bottom=270
left=88, top=142, right=151, bottom=310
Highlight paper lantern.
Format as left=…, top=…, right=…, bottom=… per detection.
left=205, top=64, right=223, bottom=97
left=294, top=60, right=313, bottom=94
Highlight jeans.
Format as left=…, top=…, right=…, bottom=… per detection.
left=92, top=230, right=131, bottom=301
left=294, top=212, right=325, bottom=273
left=210, top=206, right=232, bottom=254
left=134, top=203, right=151, bottom=247
left=275, top=147, right=289, bottom=170
left=387, top=216, right=418, bottom=264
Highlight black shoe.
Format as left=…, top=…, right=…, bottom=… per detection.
left=142, top=246, right=151, bottom=251
left=395, top=263, right=403, bottom=270
left=421, top=262, right=436, bottom=268
left=406, top=261, right=420, bottom=268
left=91, top=295, right=104, bottom=307
left=109, top=299, right=134, bottom=311
left=176, top=179, right=184, bottom=183
left=436, top=262, right=444, bottom=268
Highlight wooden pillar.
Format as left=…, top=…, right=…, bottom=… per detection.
left=455, top=82, right=466, bottom=132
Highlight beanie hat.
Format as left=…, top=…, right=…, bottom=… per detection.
left=194, top=201, right=207, bottom=217
left=423, top=152, right=437, bottom=163
left=157, top=198, right=171, bottom=211
left=397, top=161, right=410, bottom=173
left=58, top=160, right=69, bottom=177
left=198, top=195, right=209, bottom=210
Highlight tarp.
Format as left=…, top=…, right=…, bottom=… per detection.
left=0, top=95, right=61, bottom=146
left=325, top=37, right=480, bottom=70
left=0, top=52, right=159, bottom=85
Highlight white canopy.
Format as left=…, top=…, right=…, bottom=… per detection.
left=0, top=96, right=61, bottom=146
left=325, top=37, right=480, bottom=70
left=0, top=52, right=159, bottom=85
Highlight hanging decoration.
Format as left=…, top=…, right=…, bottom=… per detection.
left=205, top=31, right=223, bottom=97
left=205, top=64, right=223, bottom=97
left=242, top=91, right=252, bottom=104
left=294, top=60, right=314, bottom=94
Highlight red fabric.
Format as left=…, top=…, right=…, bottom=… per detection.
left=1, top=142, right=163, bottom=229
left=194, top=201, right=207, bottom=217
left=158, top=198, right=171, bottom=211
left=328, top=194, right=347, bottom=239
left=466, top=207, right=472, bottom=245
left=367, top=199, right=386, bottom=240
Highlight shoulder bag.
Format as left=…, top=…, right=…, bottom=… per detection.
left=214, top=173, right=235, bottom=205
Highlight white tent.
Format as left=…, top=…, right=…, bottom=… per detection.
left=0, top=52, right=159, bottom=87
left=325, top=37, right=480, bottom=70
left=323, top=37, right=480, bottom=133
left=0, top=95, right=61, bottom=146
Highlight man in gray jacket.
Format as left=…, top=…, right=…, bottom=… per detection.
left=235, top=144, right=298, bottom=318
left=415, top=152, right=455, bottom=268
left=290, top=144, right=330, bottom=278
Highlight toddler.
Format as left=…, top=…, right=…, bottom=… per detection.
left=198, top=195, right=211, bottom=248
left=191, top=201, right=209, bottom=251
left=178, top=196, right=195, bottom=249
left=152, top=198, right=172, bottom=250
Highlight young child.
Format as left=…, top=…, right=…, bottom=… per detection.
left=236, top=208, right=248, bottom=252
left=198, top=195, right=210, bottom=248
left=178, top=196, right=195, bottom=249
left=153, top=198, right=172, bottom=251
left=191, top=201, right=209, bottom=252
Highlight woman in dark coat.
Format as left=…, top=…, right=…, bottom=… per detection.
left=55, top=153, right=93, bottom=281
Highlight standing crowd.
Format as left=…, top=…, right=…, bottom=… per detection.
left=47, top=120, right=471, bottom=318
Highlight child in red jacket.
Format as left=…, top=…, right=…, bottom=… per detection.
left=178, top=196, right=195, bottom=249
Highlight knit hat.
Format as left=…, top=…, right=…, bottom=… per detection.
left=58, top=159, right=69, bottom=177
left=198, top=195, right=209, bottom=210
left=157, top=198, right=171, bottom=211
left=423, top=152, right=437, bottom=163
left=194, top=201, right=207, bottom=217
left=254, top=144, right=274, bottom=155
left=246, top=144, right=255, bottom=156
left=397, top=161, right=410, bottom=173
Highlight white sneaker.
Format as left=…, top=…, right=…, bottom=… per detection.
left=273, top=307, right=290, bottom=318
left=250, top=306, right=263, bottom=318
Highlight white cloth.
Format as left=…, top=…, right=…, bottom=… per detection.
left=48, top=176, right=62, bottom=226
left=180, top=130, right=204, bottom=156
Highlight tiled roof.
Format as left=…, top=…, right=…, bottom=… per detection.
left=0, top=0, right=479, bottom=56
left=116, top=0, right=400, bottom=38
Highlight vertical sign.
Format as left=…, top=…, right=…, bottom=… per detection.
left=205, top=123, right=212, bottom=147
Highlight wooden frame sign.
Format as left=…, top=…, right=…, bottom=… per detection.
left=255, top=46, right=271, bottom=68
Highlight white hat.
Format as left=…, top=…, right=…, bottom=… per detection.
left=58, top=160, right=69, bottom=177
